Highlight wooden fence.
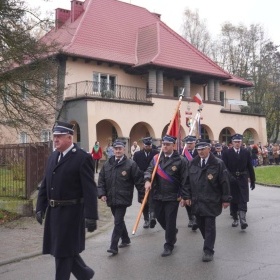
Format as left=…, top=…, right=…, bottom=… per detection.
left=0, top=142, right=53, bottom=199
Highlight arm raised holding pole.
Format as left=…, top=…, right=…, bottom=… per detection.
left=132, top=90, right=184, bottom=235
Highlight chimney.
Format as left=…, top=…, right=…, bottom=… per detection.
left=71, top=0, right=84, bottom=22
left=55, top=8, right=70, bottom=29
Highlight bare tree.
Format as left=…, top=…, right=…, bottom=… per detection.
left=181, top=8, right=213, bottom=56
left=0, top=0, right=60, bottom=138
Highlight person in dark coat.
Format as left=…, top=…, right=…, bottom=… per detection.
left=222, top=134, right=256, bottom=229
left=181, top=135, right=198, bottom=230
left=213, top=143, right=223, bottom=159
left=133, top=137, right=159, bottom=229
left=36, top=121, right=98, bottom=280
left=98, top=139, right=144, bottom=255
left=144, top=135, right=188, bottom=257
left=183, top=140, right=231, bottom=262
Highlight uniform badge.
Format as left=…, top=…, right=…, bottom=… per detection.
left=121, top=171, right=127, bottom=176
left=207, top=173, right=213, bottom=180
left=72, top=148, right=76, bottom=153
left=171, top=166, right=177, bottom=171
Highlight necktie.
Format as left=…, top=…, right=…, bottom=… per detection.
left=236, top=150, right=239, bottom=155
left=58, top=152, right=63, bottom=163
left=201, top=159, right=206, bottom=168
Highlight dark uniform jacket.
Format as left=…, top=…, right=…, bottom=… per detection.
left=133, top=149, right=159, bottom=172
left=144, top=151, right=188, bottom=201
left=186, top=153, right=231, bottom=217
left=222, top=147, right=255, bottom=203
left=213, top=151, right=223, bottom=159
left=36, top=144, right=98, bottom=258
left=97, top=155, right=144, bottom=207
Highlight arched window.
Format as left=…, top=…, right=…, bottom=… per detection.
left=200, top=126, right=209, bottom=140
left=220, top=128, right=232, bottom=144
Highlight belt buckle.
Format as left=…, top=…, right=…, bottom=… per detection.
left=49, top=200, right=55, bottom=207
left=236, top=172, right=240, bottom=176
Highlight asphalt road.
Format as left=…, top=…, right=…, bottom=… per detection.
left=1, top=184, right=280, bottom=280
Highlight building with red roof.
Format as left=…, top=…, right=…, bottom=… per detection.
left=5, top=0, right=267, bottom=152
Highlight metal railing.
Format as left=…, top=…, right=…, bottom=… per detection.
left=0, top=142, right=52, bottom=199
left=221, top=99, right=264, bottom=115
left=65, top=81, right=152, bottom=103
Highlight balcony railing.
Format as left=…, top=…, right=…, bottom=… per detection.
left=65, top=81, right=152, bottom=103
left=221, top=99, right=264, bottom=115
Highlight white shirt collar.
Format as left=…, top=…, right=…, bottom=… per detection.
left=61, top=144, right=74, bottom=157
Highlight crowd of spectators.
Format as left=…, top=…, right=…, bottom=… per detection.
left=229, top=142, right=279, bottom=167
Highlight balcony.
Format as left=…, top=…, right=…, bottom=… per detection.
left=64, top=81, right=152, bottom=104
left=221, top=98, right=264, bottom=116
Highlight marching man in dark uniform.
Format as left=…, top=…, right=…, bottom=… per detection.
left=98, top=139, right=144, bottom=255
left=213, top=143, right=223, bottom=159
left=181, top=135, right=198, bottom=230
left=133, top=137, right=159, bottom=229
left=222, top=134, right=256, bottom=229
left=144, top=135, right=188, bottom=257
left=183, top=140, right=231, bottom=262
left=36, top=121, right=98, bottom=280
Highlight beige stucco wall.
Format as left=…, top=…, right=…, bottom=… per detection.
left=0, top=59, right=267, bottom=150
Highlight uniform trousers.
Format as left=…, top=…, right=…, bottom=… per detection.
left=231, top=201, right=247, bottom=213
left=153, top=200, right=179, bottom=250
left=196, top=216, right=216, bottom=254
left=55, top=254, right=94, bottom=280
left=142, top=193, right=155, bottom=221
left=110, top=206, right=130, bottom=250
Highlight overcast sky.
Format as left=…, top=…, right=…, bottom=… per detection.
left=26, top=0, right=280, bottom=45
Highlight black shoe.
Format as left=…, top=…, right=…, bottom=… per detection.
left=161, top=248, right=172, bottom=257
left=150, top=218, right=157, bottom=228
left=187, top=220, right=193, bottom=228
left=87, top=268, right=95, bottom=279
left=202, top=252, right=213, bottom=262
left=143, top=220, right=150, bottom=228
left=119, top=242, right=131, bottom=248
left=241, top=223, right=248, bottom=230
left=107, top=248, right=118, bottom=255
left=232, top=219, right=239, bottom=227
left=192, top=220, right=198, bottom=231
left=239, top=211, right=248, bottom=230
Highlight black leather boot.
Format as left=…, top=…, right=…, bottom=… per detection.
left=232, top=212, right=239, bottom=227
left=149, top=212, right=157, bottom=228
left=239, top=211, right=248, bottom=229
left=191, top=215, right=198, bottom=231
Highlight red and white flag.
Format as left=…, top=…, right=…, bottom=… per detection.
left=193, top=93, right=203, bottom=105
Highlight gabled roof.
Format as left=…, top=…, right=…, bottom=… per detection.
left=43, top=0, right=252, bottom=86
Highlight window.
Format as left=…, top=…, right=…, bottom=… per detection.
left=200, top=126, right=209, bottom=140
left=221, top=128, right=231, bottom=144
left=19, top=132, right=28, bottom=143
left=41, top=130, right=51, bottom=142
left=220, top=91, right=225, bottom=106
left=93, top=73, right=116, bottom=93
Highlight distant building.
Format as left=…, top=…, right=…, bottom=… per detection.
left=2, top=0, right=266, bottom=157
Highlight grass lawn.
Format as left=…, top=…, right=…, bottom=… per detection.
left=254, top=165, right=280, bottom=186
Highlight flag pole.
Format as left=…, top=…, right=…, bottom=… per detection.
left=181, top=95, right=203, bottom=156
left=132, top=90, right=184, bottom=235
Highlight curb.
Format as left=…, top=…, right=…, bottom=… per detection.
left=256, top=182, right=280, bottom=188
left=0, top=219, right=113, bottom=267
